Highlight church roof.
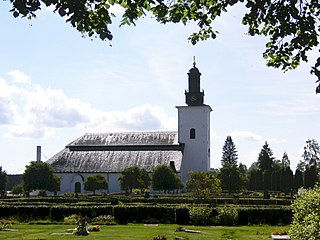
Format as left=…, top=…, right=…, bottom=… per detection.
left=46, top=131, right=183, bottom=173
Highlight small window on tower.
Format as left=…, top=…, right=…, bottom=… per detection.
left=190, top=128, right=196, bottom=139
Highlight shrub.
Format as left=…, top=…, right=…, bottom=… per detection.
left=175, top=207, right=190, bottom=225
left=212, top=206, right=238, bottom=226
left=91, top=215, right=116, bottom=225
left=289, top=185, right=320, bottom=240
left=153, top=235, right=167, bottom=240
left=188, top=206, right=212, bottom=225
left=38, top=190, right=47, bottom=197
left=64, top=214, right=79, bottom=224
left=11, top=184, right=24, bottom=195
left=237, top=207, right=292, bottom=225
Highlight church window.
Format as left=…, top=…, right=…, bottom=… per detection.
left=190, top=128, right=196, bottom=139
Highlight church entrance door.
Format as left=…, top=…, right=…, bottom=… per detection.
left=75, top=182, right=81, bottom=193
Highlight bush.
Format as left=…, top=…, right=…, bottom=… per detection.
left=188, top=206, right=212, bottom=225
left=289, top=185, right=320, bottom=240
left=11, top=184, right=24, bottom=195
left=175, top=207, right=190, bottom=225
left=38, top=190, right=47, bottom=197
left=237, top=207, right=292, bottom=225
left=212, top=206, right=238, bottom=226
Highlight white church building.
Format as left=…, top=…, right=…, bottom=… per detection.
left=46, top=63, right=212, bottom=193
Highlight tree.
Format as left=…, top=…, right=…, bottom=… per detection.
left=280, top=167, right=293, bottom=194
left=151, top=165, right=183, bottom=193
left=219, top=164, right=243, bottom=194
left=221, top=136, right=238, bottom=166
left=186, top=171, right=221, bottom=198
left=304, top=165, right=318, bottom=188
left=300, top=139, right=320, bottom=173
left=8, top=1, right=320, bottom=91
left=294, top=168, right=304, bottom=190
left=281, top=152, right=291, bottom=169
left=84, top=174, right=108, bottom=194
left=0, top=166, right=7, bottom=197
left=118, top=166, right=150, bottom=194
left=22, top=161, right=60, bottom=194
left=257, top=141, right=274, bottom=172
left=219, top=136, right=245, bottom=193
left=11, top=184, right=24, bottom=196
left=238, top=163, right=248, bottom=189
left=289, top=184, right=320, bottom=240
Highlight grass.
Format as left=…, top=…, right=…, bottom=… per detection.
left=0, top=223, right=289, bottom=240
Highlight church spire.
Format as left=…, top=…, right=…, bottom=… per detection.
left=185, top=58, right=204, bottom=106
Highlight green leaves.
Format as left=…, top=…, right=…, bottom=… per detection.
left=7, top=0, right=320, bottom=92
left=289, top=184, right=320, bottom=240
left=84, top=174, right=108, bottom=194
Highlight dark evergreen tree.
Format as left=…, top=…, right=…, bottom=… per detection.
left=247, top=163, right=259, bottom=191
left=257, top=141, right=274, bottom=171
left=281, top=167, right=293, bottom=194
left=256, top=170, right=264, bottom=191
left=0, top=166, right=7, bottom=197
left=221, top=136, right=238, bottom=166
left=239, top=163, right=248, bottom=189
left=281, top=152, right=291, bottom=169
left=263, top=170, right=272, bottom=190
left=294, top=169, right=304, bottom=190
left=271, top=170, right=281, bottom=191
left=219, top=164, right=242, bottom=194
left=304, top=165, right=318, bottom=188
left=219, top=136, right=245, bottom=193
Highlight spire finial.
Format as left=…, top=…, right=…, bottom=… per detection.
left=193, top=56, right=196, bottom=67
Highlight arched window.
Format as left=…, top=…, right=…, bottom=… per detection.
left=190, top=128, right=196, bottom=139
left=75, top=182, right=81, bottom=193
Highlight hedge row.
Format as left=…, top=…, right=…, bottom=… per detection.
left=0, top=196, right=292, bottom=206
left=0, top=204, right=292, bottom=225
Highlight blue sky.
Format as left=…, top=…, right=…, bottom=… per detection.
left=0, top=1, right=319, bottom=174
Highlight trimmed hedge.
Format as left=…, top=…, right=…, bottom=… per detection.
left=0, top=204, right=292, bottom=225
left=0, top=196, right=292, bottom=206
left=237, top=207, right=292, bottom=225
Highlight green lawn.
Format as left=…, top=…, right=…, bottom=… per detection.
left=0, top=224, right=289, bottom=240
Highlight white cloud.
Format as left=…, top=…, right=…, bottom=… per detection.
left=85, top=104, right=177, bottom=133
left=0, top=71, right=176, bottom=139
left=228, top=130, right=263, bottom=142
left=6, top=70, right=31, bottom=84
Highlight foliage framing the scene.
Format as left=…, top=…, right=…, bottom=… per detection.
left=8, top=0, right=320, bottom=91
left=289, top=184, right=320, bottom=240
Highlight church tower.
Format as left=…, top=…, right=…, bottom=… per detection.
left=177, top=62, right=212, bottom=182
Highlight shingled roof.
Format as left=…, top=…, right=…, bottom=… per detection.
left=46, top=131, right=183, bottom=173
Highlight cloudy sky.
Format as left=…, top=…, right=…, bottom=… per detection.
left=1, top=1, right=319, bottom=174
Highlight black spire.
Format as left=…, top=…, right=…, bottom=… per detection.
left=185, top=59, right=204, bottom=106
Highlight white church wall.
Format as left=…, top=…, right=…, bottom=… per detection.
left=177, top=105, right=211, bottom=182
left=108, top=173, right=122, bottom=193
left=56, top=172, right=122, bottom=194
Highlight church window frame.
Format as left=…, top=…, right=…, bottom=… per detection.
left=190, top=128, right=196, bottom=139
